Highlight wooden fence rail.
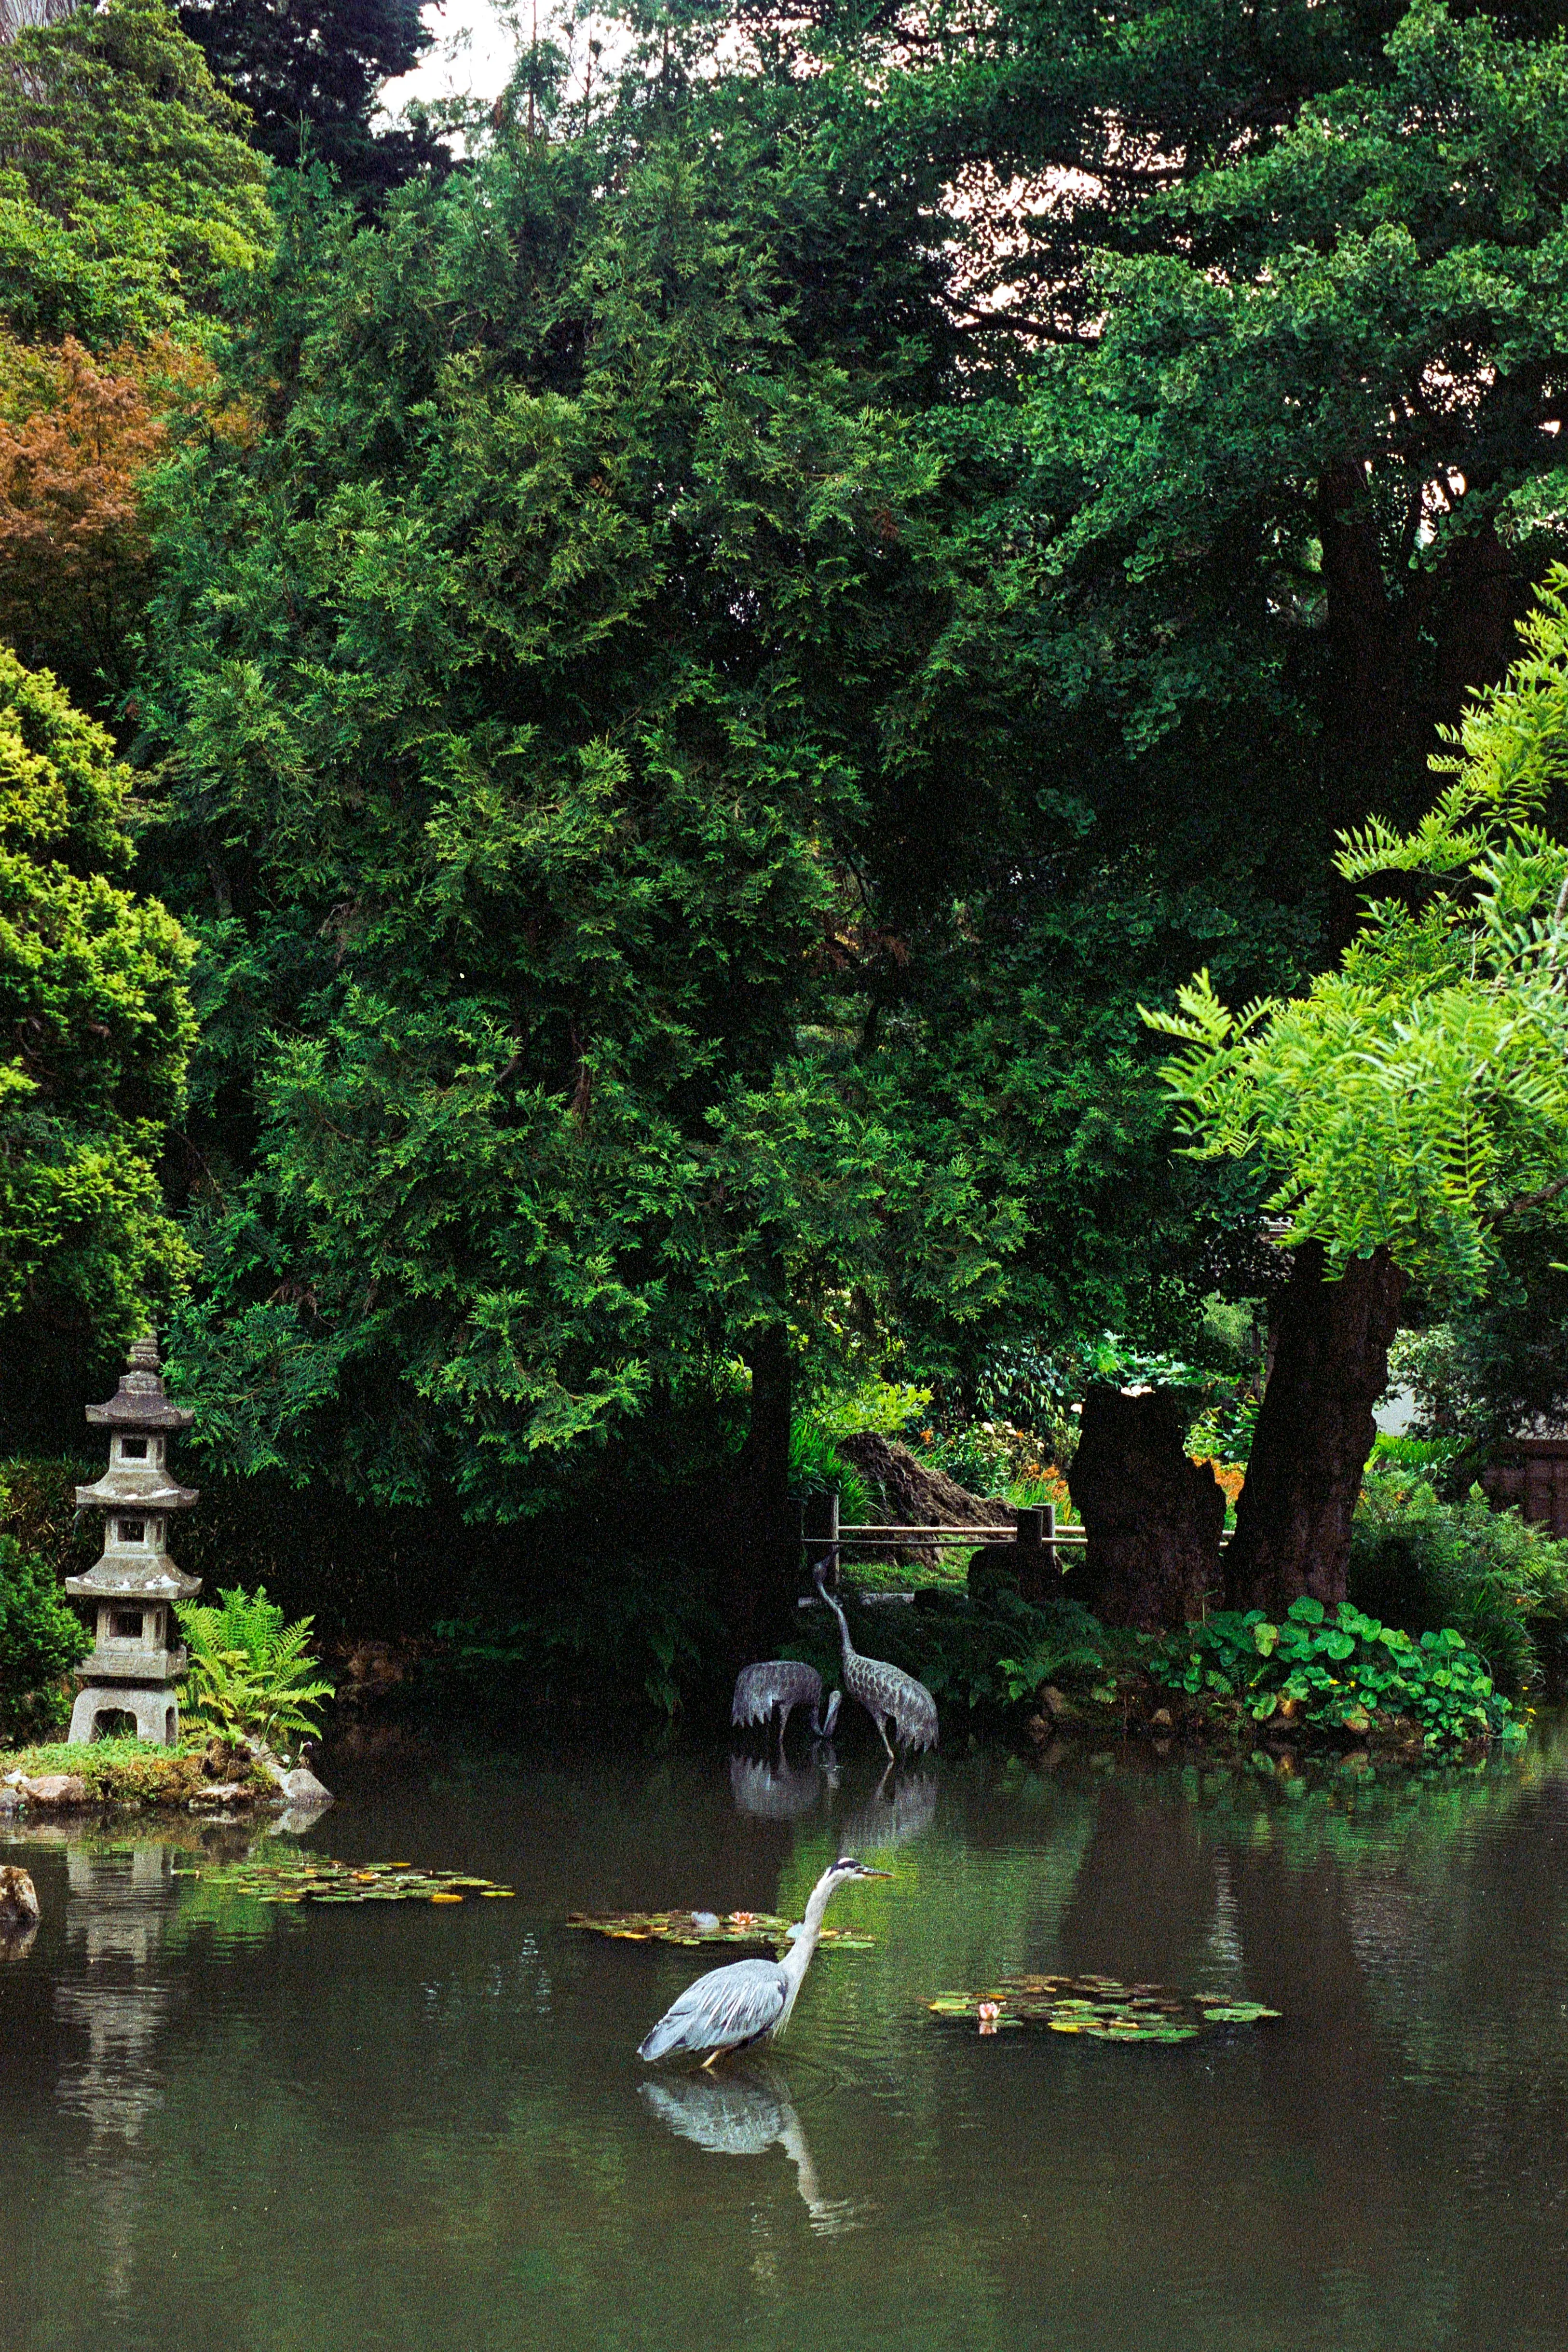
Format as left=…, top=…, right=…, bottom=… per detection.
left=800, top=1493, right=1231, bottom=1572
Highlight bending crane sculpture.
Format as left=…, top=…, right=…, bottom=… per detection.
left=637, top=1855, right=889, bottom=2065
left=731, top=1659, right=841, bottom=1745
left=813, top=1558, right=939, bottom=1762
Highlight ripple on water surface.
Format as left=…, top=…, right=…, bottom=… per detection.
left=5, top=1728, right=1568, bottom=2352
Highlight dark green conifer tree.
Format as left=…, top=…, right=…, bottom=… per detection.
left=175, top=0, right=447, bottom=194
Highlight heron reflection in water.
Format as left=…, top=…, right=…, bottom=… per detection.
left=836, top=1762, right=939, bottom=1855
left=640, top=2064, right=865, bottom=2234
left=729, top=1746, right=839, bottom=1823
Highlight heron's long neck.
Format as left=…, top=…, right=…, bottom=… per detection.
left=822, top=1584, right=855, bottom=1670
left=777, top=1869, right=840, bottom=2024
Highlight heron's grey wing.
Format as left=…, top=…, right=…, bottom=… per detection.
left=897, top=1673, right=940, bottom=1751
left=731, top=1665, right=775, bottom=1727
left=637, top=1957, right=788, bottom=2061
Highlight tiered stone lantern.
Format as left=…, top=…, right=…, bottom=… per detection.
left=66, top=1336, right=200, bottom=1746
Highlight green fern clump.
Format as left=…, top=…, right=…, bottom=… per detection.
left=177, top=1585, right=334, bottom=1749
left=787, top=1423, right=875, bottom=1526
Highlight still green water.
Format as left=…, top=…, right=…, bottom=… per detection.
left=4, top=1724, right=1568, bottom=2352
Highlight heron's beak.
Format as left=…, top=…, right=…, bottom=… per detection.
left=855, top=1866, right=893, bottom=1879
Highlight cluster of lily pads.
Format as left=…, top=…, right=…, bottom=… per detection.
left=926, top=1971, right=1280, bottom=2042
left=172, top=1858, right=515, bottom=1904
left=567, top=1908, right=873, bottom=1952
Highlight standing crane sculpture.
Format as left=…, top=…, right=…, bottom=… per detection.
left=731, top=1659, right=841, bottom=1745
left=813, top=1557, right=939, bottom=1761
left=637, top=1855, right=889, bottom=2065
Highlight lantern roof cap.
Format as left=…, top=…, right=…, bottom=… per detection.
left=84, top=1335, right=194, bottom=1432
left=75, top=1471, right=198, bottom=1511
left=66, top=1562, right=202, bottom=1600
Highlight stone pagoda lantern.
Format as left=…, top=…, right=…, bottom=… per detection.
left=66, top=1335, right=200, bottom=1746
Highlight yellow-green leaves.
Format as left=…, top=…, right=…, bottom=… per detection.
left=0, top=647, right=195, bottom=1366
left=1144, top=581, right=1568, bottom=1301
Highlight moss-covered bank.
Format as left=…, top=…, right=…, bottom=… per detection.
left=0, top=1735, right=274, bottom=1810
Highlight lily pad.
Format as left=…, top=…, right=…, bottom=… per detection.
left=173, top=1858, right=515, bottom=1907
left=566, top=1909, right=873, bottom=1952
left=927, top=1970, right=1280, bottom=2043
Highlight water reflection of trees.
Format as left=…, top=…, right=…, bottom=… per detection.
left=9, top=1740, right=1568, bottom=2352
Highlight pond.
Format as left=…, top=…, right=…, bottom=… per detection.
left=5, top=1722, right=1568, bottom=2352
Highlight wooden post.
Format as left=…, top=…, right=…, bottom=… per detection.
left=1010, top=1503, right=1057, bottom=1602
left=802, top=1489, right=840, bottom=1586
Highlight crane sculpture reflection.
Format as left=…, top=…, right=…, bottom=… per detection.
left=731, top=1659, right=841, bottom=1745
left=637, top=1855, right=889, bottom=2065
left=813, top=1558, right=939, bottom=1761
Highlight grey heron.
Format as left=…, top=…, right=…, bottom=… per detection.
left=813, top=1558, right=939, bottom=1761
left=731, top=1659, right=841, bottom=1743
left=637, top=1854, right=889, bottom=2065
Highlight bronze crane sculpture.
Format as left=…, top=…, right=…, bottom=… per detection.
left=637, top=1855, right=889, bottom=2065
left=731, top=1659, right=841, bottom=1745
left=813, top=1557, right=938, bottom=1762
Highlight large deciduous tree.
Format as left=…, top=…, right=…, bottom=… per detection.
left=1149, top=576, right=1568, bottom=1609
left=0, top=332, right=224, bottom=709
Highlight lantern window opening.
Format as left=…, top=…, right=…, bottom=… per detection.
left=118, top=1436, right=149, bottom=1461
left=118, top=1517, right=146, bottom=1544
left=110, top=1609, right=145, bottom=1641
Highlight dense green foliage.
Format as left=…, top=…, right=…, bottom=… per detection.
left=176, top=0, right=447, bottom=196
left=786, top=1584, right=1113, bottom=1719
left=0, top=0, right=272, bottom=344
left=1350, top=1457, right=1568, bottom=1687
left=1150, top=577, right=1568, bottom=1300
left=0, top=649, right=195, bottom=1427
left=0, top=0, right=1566, bottom=1665
left=136, top=89, right=1022, bottom=1512
left=0, top=1529, right=87, bottom=1737
left=1147, top=1596, right=1523, bottom=1750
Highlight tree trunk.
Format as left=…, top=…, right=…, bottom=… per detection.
left=1432, top=507, right=1516, bottom=723
left=1066, top=1386, right=1225, bottom=1629
left=716, top=1320, right=796, bottom=1666
left=1225, top=1243, right=1406, bottom=1617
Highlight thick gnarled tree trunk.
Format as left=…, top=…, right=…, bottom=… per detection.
left=1225, top=1243, right=1406, bottom=1617
left=1067, top=1386, right=1225, bottom=1629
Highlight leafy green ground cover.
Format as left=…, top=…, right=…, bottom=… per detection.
left=787, top=1580, right=1525, bottom=1758
left=1145, top=1598, right=1523, bottom=1754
